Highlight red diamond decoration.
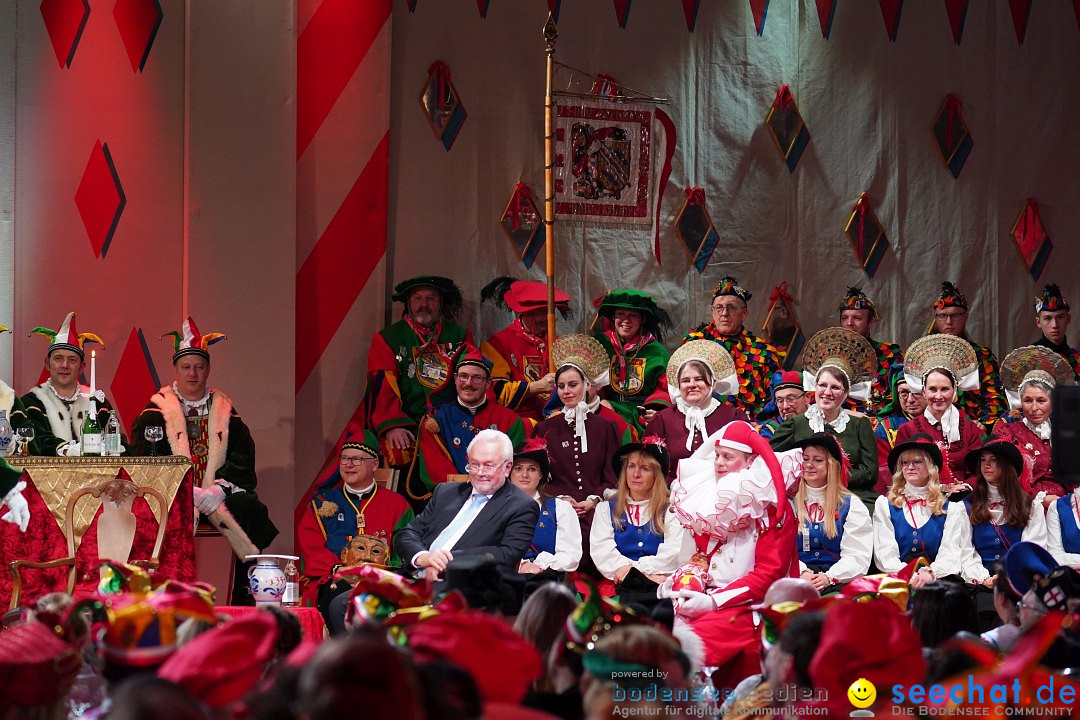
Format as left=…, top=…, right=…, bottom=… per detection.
left=40, top=0, right=90, bottom=69
left=110, top=327, right=161, bottom=436
left=75, top=141, right=126, bottom=259
left=113, top=0, right=163, bottom=72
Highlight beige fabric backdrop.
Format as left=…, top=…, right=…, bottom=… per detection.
left=389, top=0, right=1080, bottom=358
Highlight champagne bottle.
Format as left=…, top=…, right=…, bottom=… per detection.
left=81, top=401, right=103, bottom=456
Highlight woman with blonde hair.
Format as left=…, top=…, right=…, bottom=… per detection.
left=874, top=434, right=968, bottom=588
left=791, top=433, right=872, bottom=592
left=590, top=437, right=690, bottom=611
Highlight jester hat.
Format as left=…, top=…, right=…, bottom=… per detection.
left=162, top=316, right=226, bottom=364
left=837, top=286, right=880, bottom=320
left=31, top=312, right=104, bottom=360
left=712, top=275, right=751, bottom=304
left=934, top=281, right=968, bottom=310
left=1034, top=284, right=1069, bottom=314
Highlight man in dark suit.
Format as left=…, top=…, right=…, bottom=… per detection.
left=395, top=428, right=539, bottom=580
left=327, top=429, right=538, bottom=633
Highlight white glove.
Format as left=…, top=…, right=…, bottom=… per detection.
left=56, top=440, right=81, bottom=457
left=193, top=484, right=226, bottom=515
left=2, top=481, right=30, bottom=533
left=675, top=590, right=717, bottom=618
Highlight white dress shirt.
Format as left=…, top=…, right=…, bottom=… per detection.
left=873, top=484, right=968, bottom=576
left=955, top=486, right=1048, bottom=582
left=590, top=499, right=693, bottom=582
left=1046, top=488, right=1080, bottom=567
left=795, top=486, right=873, bottom=582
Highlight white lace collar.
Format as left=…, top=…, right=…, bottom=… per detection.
left=675, top=396, right=720, bottom=451
left=923, top=404, right=960, bottom=443
left=1023, top=417, right=1052, bottom=441
left=806, top=404, right=848, bottom=434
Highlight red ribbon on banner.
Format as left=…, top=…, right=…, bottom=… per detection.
left=427, top=61, right=452, bottom=112
left=590, top=73, right=620, bottom=98
left=655, top=109, right=677, bottom=266
left=508, top=183, right=533, bottom=231
left=769, top=282, right=793, bottom=305
left=944, top=94, right=962, bottom=149
left=774, top=84, right=793, bottom=112
left=684, top=186, right=706, bottom=206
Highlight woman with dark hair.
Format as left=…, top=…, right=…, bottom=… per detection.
left=894, top=334, right=985, bottom=495
left=789, top=434, right=873, bottom=592
left=955, top=440, right=1047, bottom=586
left=993, top=345, right=1075, bottom=504
left=590, top=437, right=689, bottom=611
left=532, top=336, right=621, bottom=519
left=770, top=328, right=880, bottom=512
left=909, top=579, right=979, bottom=648
left=873, top=434, right=969, bottom=589
left=594, top=290, right=673, bottom=434
left=643, top=340, right=747, bottom=481
left=510, top=438, right=582, bottom=589
left=513, top=583, right=579, bottom=694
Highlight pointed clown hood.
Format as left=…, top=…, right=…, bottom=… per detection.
left=30, top=312, right=105, bottom=359
left=162, top=316, right=226, bottom=364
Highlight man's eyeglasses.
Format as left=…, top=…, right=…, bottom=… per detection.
left=711, top=303, right=744, bottom=315
left=456, top=373, right=488, bottom=384
left=775, top=394, right=806, bottom=407
left=340, top=456, right=375, bottom=466
left=934, top=311, right=967, bottom=321
left=465, top=462, right=507, bottom=476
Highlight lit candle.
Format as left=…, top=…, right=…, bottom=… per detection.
left=90, top=350, right=96, bottom=398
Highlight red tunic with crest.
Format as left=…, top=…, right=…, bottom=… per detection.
left=993, top=419, right=1063, bottom=496
left=481, top=321, right=551, bottom=422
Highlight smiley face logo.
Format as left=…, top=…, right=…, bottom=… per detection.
left=847, top=677, right=876, bottom=709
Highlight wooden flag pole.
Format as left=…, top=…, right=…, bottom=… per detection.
left=543, top=14, right=558, bottom=372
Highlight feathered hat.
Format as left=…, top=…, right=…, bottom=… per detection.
left=30, top=312, right=105, bottom=359
left=481, top=276, right=571, bottom=318
left=934, top=281, right=968, bottom=310
left=514, top=436, right=552, bottom=484
left=161, top=317, right=226, bottom=364
left=595, top=289, right=673, bottom=343
left=611, top=435, right=670, bottom=478
left=666, top=339, right=738, bottom=400
left=712, top=275, right=751, bottom=304
left=391, top=275, right=463, bottom=322
left=902, top=334, right=979, bottom=393
left=837, top=286, right=879, bottom=320
left=999, top=345, right=1074, bottom=410
left=800, top=327, right=877, bottom=402
left=1034, top=284, right=1069, bottom=314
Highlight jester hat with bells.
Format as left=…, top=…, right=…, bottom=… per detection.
left=30, top=312, right=105, bottom=360
left=162, top=317, right=226, bottom=364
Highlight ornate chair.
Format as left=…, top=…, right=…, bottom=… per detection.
left=9, top=476, right=169, bottom=609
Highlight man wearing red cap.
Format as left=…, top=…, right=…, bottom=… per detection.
left=296, top=425, right=414, bottom=618
left=20, top=312, right=122, bottom=455
left=756, top=370, right=809, bottom=439
left=683, top=276, right=781, bottom=418
left=131, top=317, right=278, bottom=604
left=364, top=276, right=474, bottom=467
left=838, top=287, right=903, bottom=415
left=480, top=277, right=570, bottom=422
left=409, top=345, right=528, bottom=513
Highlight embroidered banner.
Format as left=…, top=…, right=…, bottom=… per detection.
left=554, top=99, right=656, bottom=226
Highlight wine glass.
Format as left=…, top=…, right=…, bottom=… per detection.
left=144, top=426, right=164, bottom=456
left=15, top=427, right=34, bottom=457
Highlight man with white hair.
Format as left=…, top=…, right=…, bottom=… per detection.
left=395, top=428, right=539, bottom=581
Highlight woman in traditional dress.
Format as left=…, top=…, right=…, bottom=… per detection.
left=594, top=290, right=673, bottom=435
left=993, top=345, right=1075, bottom=504
left=894, top=334, right=985, bottom=494
left=790, top=433, right=873, bottom=592
left=590, top=437, right=690, bottom=614
left=769, top=327, right=879, bottom=512
left=511, top=437, right=582, bottom=597
left=952, top=440, right=1047, bottom=630
left=533, top=335, right=622, bottom=573
left=873, top=434, right=969, bottom=588
left=661, top=421, right=798, bottom=686
left=643, top=340, right=747, bottom=482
